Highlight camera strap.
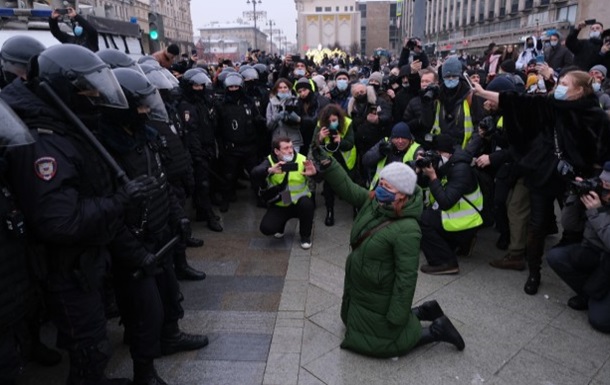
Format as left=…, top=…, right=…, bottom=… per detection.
left=460, top=194, right=483, bottom=217
left=553, top=127, right=563, bottom=159
left=350, top=218, right=396, bottom=250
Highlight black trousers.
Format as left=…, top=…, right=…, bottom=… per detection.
left=220, top=143, right=260, bottom=199
left=0, top=326, right=22, bottom=384
left=259, top=196, right=314, bottom=238
left=420, top=208, right=477, bottom=266
left=191, top=158, right=213, bottom=212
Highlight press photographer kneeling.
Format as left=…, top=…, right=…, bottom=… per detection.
left=251, top=137, right=314, bottom=250
left=547, top=161, right=610, bottom=334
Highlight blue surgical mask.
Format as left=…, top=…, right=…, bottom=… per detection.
left=374, top=185, right=396, bottom=204
left=294, top=69, right=306, bottom=77
left=554, top=84, right=569, bottom=100
left=593, top=82, right=601, bottom=92
left=74, top=26, right=83, bottom=36
left=336, top=79, right=348, bottom=91
left=329, top=121, right=339, bottom=130
left=444, top=78, right=459, bottom=89
left=359, top=78, right=368, bottom=85
left=277, top=91, right=291, bottom=100
left=550, top=40, right=558, bottom=47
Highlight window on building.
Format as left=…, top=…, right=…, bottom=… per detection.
left=360, top=4, right=366, bottom=18
left=315, top=6, right=322, bottom=12
left=336, top=6, right=339, bottom=11
left=350, top=6, right=354, bottom=12
left=557, top=5, right=577, bottom=24
left=345, top=6, right=348, bottom=11
left=325, top=7, right=331, bottom=12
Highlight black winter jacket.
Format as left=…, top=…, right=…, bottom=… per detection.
left=428, top=148, right=478, bottom=211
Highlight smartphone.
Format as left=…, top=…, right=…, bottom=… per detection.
left=292, top=54, right=301, bottom=62
left=56, top=8, right=68, bottom=15
left=462, top=71, right=475, bottom=90
left=368, top=104, right=378, bottom=114
left=585, top=19, right=597, bottom=25
left=281, top=162, right=299, bottom=172
left=536, top=54, right=545, bottom=64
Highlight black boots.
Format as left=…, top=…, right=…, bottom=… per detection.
left=185, top=237, right=204, bottom=248
left=325, top=207, right=334, bottom=226
left=524, top=272, right=541, bottom=295
left=160, top=322, right=209, bottom=356
left=173, top=252, right=206, bottom=281
left=67, top=342, right=131, bottom=385
left=195, top=209, right=223, bottom=232
left=133, top=360, right=167, bottom=385
left=412, top=300, right=445, bottom=322
left=417, top=315, right=465, bottom=351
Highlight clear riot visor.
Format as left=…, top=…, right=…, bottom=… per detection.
left=190, top=72, right=212, bottom=86
left=0, top=99, right=34, bottom=147
left=145, top=69, right=174, bottom=90
left=137, top=89, right=169, bottom=122
left=125, top=62, right=145, bottom=75
left=72, top=66, right=129, bottom=109
left=160, top=68, right=180, bottom=88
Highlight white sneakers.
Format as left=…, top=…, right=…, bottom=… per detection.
left=273, top=233, right=284, bottom=239
left=300, top=237, right=312, bottom=250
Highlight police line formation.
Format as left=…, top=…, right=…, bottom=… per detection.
left=1, top=19, right=610, bottom=385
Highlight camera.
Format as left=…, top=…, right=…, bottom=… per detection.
left=422, top=84, right=440, bottom=101
left=415, top=150, right=442, bottom=169
left=570, top=178, right=603, bottom=196
left=478, top=116, right=497, bottom=138
left=406, top=38, right=418, bottom=50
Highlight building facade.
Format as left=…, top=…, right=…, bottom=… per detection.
left=358, top=0, right=402, bottom=56
left=198, top=23, right=268, bottom=61
left=294, top=0, right=361, bottom=54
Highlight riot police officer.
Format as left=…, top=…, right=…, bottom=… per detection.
left=0, top=100, right=35, bottom=385
left=1, top=44, right=139, bottom=385
left=179, top=69, right=223, bottom=231
left=98, top=68, right=209, bottom=384
left=215, top=72, right=263, bottom=212
left=241, top=66, right=270, bottom=159
left=0, top=35, right=45, bottom=87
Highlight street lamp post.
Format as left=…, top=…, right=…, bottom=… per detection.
left=267, top=20, right=275, bottom=54
left=247, top=0, right=262, bottom=50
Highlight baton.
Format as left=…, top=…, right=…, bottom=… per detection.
left=132, top=235, right=180, bottom=279
left=39, top=82, right=129, bottom=185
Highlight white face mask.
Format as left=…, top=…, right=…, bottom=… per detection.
left=438, top=155, right=450, bottom=168
left=280, top=154, right=293, bottom=162
left=590, top=31, right=601, bottom=39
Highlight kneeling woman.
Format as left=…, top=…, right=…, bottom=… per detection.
left=303, top=150, right=465, bottom=357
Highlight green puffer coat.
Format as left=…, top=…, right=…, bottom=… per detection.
left=322, top=160, right=423, bottom=358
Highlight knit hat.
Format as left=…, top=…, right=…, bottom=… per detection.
left=391, top=122, right=413, bottom=139
left=487, top=76, right=516, bottom=92
left=433, top=134, right=456, bottom=154
left=378, top=162, right=417, bottom=195
left=590, top=64, right=608, bottom=78
left=369, top=71, right=383, bottom=84
left=167, top=44, right=180, bottom=56
left=600, top=161, right=610, bottom=183
left=312, top=75, right=326, bottom=92
left=335, top=69, right=349, bottom=80
left=295, top=77, right=313, bottom=92
left=499, top=59, right=516, bottom=74
left=441, top=57, right=462, bottom=78
left=398, top=65, right=411, bottom=78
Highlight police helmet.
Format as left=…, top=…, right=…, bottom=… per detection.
left=97, top=49, right=143, bottom=74
left=140, top=62, right=175, bottom=90
left=183, top=68, right=212, bottom=87
left=223, top=73, right=244, bottom=88
left=38, top=44, right=128, bottom=109
left=238, top=64, right=253, bottom=74
left=112, top=68, right=169, bottom=122
left=217, top=67, right=237, bottom=84
left=253, top=63, right=269, bottom=80
left=0, top=35, right=45, bottom=79
left=137, top=55, right=159, bottom=65
left=240, top=67, right=259, bottom=81
left=0, top=98, right=34, bottom=148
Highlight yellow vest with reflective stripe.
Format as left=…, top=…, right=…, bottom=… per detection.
left=322, top=117, right=357, bottom=170
left=430, top=99, right=474, bottom=149
left=267, top=153, right=311, bottom=207
left=369, top=138, right=420, bottom=190
left=429, top=176, right=483, bottom=232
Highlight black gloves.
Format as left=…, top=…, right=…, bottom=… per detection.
left=117, top=175, right=158, bottom=207
left=422, top=84, right=440, bottom=102
left=178, top=218, right=192, bottom=243
left=379, top=141, right=392, bottom=157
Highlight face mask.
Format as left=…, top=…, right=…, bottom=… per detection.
left=359, top=78, right=368, bottom=85
left=277, top=91, right=291, bottom=100
left=374, top=185, right=396, bottom=204
left=439, top=155, right=450, bottom=168
left=526, top=42, right=534, bottom=49
left=402, top=82, right=409, bottom=88
left=280, top=154, right=293, bottom=162
left=294, top=69, right=306, bottom=77
left=336, top=79, right=348, bottom=91
left=74, top=26, right=83, bottom=36
left=593, top=82, right=601, bottom=92
left=550, top=41, right=558, bottom=47
left=590, top=31, right=601, bottom=40
left=370, top=84, right=380, bottom=93
left=354, top=94, right=367, bottom=103
left=329, top=121, right=339, bottom=130
left=444, top=78, right=459, bottom=89
left=554, top=84, right=569, bottom=100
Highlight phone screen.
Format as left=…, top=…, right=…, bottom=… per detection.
left=536, top=54, right=545, bottom=64
left=281, top=162, right=299, bottom=172
left=56, top=8, right=68, bottom=15
left=462, top=71, right=475, bottom=90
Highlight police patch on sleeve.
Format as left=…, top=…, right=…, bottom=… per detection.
left=34, top=157, right=57, bottom=181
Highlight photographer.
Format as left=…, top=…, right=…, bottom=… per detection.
left=363, top=122, right=423, bottom=190
left=565, top=20, right=608, bottom=71
left=404, top=68, right=438, bottom=146
left=49, top=7, right=99, bottom=52
left=419, top=135, right=483, bottom=275
left=251, top=137, right=314, bottom=250
left=547, top=162, right=610, bottom=334
left=398, top=36, right=429, bottom=69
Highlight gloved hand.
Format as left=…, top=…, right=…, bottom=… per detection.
left=379, top=141, right=392, bottom=157
left=422, top=84, right=440, bottom=102
left=285, top=111, right=301, bottom=123
left=117, top=175, right=158, bottom=206
left=276, top=111, right=288, bottom=122
left=178, top=218, right=192, bottom=243
left=140, top=252, right=157, bottom=268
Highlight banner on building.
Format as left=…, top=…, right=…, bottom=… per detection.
left=397, top=0, right=403, bottom=17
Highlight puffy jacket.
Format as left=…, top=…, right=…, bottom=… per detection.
left=322, top=160, right=424, bottom=358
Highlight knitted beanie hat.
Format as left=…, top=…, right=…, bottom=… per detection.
left=442, top=57, right=462, bottom=78
left=369, top=71, right=383, bottom=84
left=379, top=162, right=417, bottom=195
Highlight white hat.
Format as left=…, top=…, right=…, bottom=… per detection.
left=379, top=162, right=417, bottom=195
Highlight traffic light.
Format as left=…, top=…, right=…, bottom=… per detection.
left=148, top=12, right=164, bottom=41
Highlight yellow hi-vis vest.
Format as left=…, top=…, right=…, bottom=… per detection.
left=322, top=117, right=357, bottom=170
left=429, top=177, right=483, bottom=232
left=267, top=153, right=311, bottom=207
left=369, top=138, right=421, bottom=190
left=430, top=99, right=474, bottom=149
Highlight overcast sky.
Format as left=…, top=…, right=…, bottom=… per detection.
left=190, top=0, right=297, bottom=43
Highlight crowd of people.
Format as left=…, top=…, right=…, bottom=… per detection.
left=1, top=12, right=610, bottom=384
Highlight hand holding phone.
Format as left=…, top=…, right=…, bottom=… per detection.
left=56, top=8, right=68, bottom=15
left=281, top=162, right=299, bottom=172
left=585, top=19, right=597, bottom=26
left=535, top=54, right=545, bottom=64
left=463, top=71, right=475, bottom=90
